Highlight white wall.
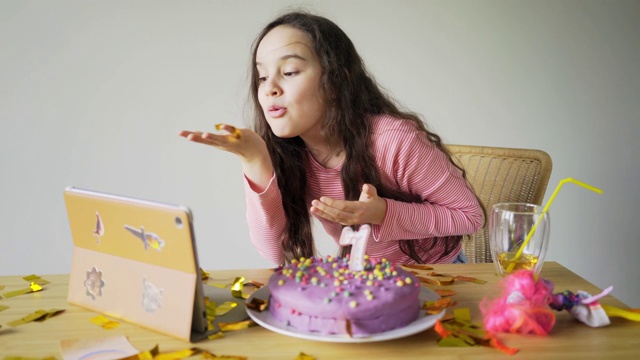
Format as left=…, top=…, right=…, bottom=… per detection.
left=1, top=0, right=638, bottom=307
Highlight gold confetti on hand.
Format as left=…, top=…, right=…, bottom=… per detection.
left=215, top=124, right=242, bottom=140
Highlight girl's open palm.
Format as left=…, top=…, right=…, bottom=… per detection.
left=179, top=124, right=274, bottom=191
left=310, top=184, right=387, bottom=226
left=179, top=124, right=268, bottom=161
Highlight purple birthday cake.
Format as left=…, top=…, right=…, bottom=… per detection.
left=267, top=256, right=421, bottom=336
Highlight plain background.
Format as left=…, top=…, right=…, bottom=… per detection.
left=1, top=0, right=638, bottom=307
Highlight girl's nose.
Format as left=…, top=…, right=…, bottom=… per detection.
left=264, top=78, right=282, bottom=97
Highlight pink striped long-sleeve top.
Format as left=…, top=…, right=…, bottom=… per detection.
left=244, top=114, right=484, bottom=265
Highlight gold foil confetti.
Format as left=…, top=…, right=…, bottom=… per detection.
left=294, top=352, right=316, bottom=360
left=422, top=298, right=457, bottom=314
left=434, top=289, right=457, bottom=297
left=0, top=285, right=5, bottom=290
left=90, top=315, right=120, bottom=329
left=416, top=276, right=438, bottom=286
left=0, top=304, right=9, bottom=312
left=453, top=307, right=471, bottom=322
left=154, top=348, right=198, bottom=360
left=416, top=276, right=454, bottom=286
left=434, top=308, right=519, bottom=355
left=427, top=271, right=452, bottom=277
left=207, top=331, right=225, bottom=340
left=124, top=346, right=247, bottom=360
left=454, top=275, right=487, bottom=285
left=33, top=308, right=65, bottom=322
left=200, top=353, right=247, bottom=360
left=22, top=274, right=50, bottom=286
left=231, top=277, right=248, bottom=299
left=208, top=283, right=229, bottom=289
left=200, top=268, right=210, bottom=280
left=402, top=264, right=434, bottom=270
left=7, top=308, right=64, bottom=326
left=215, top=301, right=238, bottom=316
left=215, top=124, right=242, bottom=140
left=2, top=282, right=43, bottom=298
left=219, top=319, right=253, bottom=331
left=205, top=299, right=217, bottom=321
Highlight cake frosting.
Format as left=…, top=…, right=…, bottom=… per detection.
left=267, top=256, right=421, bottom=336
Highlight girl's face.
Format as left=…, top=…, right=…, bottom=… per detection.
left=256, top=26, right=326, bottom=143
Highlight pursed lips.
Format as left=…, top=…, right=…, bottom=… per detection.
left=267, top=105, right=287, bottom=118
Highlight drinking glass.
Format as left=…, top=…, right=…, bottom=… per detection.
left=489, top=203, right=550, bottom=276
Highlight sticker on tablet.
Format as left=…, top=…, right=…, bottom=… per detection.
left=124, top=225, right=165, bottom=251
left=142, top=277, right=164, bottom=313
left=93, top=212, right=104, bottom=244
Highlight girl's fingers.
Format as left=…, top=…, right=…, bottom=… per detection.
left=214, top=124, right=243, bottom=140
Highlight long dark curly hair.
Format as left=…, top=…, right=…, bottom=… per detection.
left=249, top=11, right=474, bottom=264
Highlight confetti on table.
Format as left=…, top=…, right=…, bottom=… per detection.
left=433, top=307, right=519, bottom=355
left=33, top=308, right=65, bottom=322
left=207, top=332, right=225, bottom=341
left=402, top=264, right=434, bottom=271
left=219, top=319, right=254, bottom=332
left=205, top=299, right=217, bottom=322
left=3, top=357, right=56, bottom=360
left=0, top=304, right=9, bottom=312
left=7, top=309, right=65, bottom=326
left=434, top=289, right=457, bottom=297
left=124, top=345, right=248, bottom=360
left=294, top=352, right=316, bottom=360
left=22, top=274, right=51, bottom=286
left=454, top=275, right=487, bottom=285
left=2, top=282, right=43, bottom=298
left=422, top=297, right=457, bottom=314
left=231, top=277, right=248, bottom=299
left=200, top=268, right=210, bottom=281
left=90, top=315, right=120, bottom=329
left=416, top=276, right=455, bottom=286
left=215, top=301, right=238, bottom=316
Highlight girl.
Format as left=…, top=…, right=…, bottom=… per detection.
left=180, top=11, right=484, bottom=266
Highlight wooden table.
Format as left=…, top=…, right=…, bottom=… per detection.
left=1, top=262, right=638, bottom=359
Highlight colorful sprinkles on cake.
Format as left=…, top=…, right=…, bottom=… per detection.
left=272, top=256, right=420, bottom=304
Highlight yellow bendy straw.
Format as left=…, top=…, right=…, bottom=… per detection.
left=506, top=177, right=603, bottom=273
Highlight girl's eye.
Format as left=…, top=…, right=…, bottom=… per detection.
left=257, top=76, right=267, bottom=83
left=284, top=71, right=299, bottom=77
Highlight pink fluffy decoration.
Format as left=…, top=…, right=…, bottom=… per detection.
left=481, top=269, right=556, bottom=335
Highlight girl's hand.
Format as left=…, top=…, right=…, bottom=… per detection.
left=310, top=184, right=387, bottom=226
left=179, top=124, right=267, bottom=163
left=180, top=124, right=273, bottom=191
